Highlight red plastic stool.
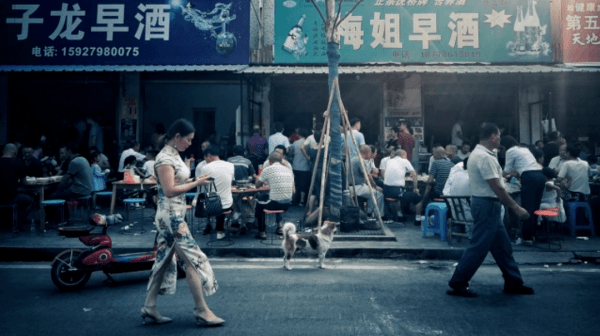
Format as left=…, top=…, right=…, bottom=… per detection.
left=534, top=208, right=561, bottom=250
left=261, top=209, right=286, bottom=245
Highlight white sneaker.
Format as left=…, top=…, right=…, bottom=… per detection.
left=216, top=232, right=226, bottom=240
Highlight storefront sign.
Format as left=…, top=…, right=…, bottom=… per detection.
left=0, top=0, right=249, bottom=65
left=561, top=0, right=600, bottom=63
left=275, top=0, right=552, bottom=63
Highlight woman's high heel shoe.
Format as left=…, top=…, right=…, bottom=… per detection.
left=141, top=306, right=173, bottom=324
left=193, top=309, right=225, bottom=327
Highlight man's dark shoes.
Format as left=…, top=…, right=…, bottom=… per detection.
left=447, top=287, right=478, bottom=298
left=202, top=226, right=212, bottom=235
left=504, top=284, right=535, bottom=295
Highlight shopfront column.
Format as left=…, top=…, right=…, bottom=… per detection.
left=518, top=83, right=543, bottom=145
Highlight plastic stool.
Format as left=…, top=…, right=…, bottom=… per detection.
left=68, top=195, right=92, bottom=223
left=0, top=203, right=18, bottom=235
left=422, top=202, right=448, bottom=242
left=122, top=198, right=147, bottom=234
left=207, top=210, right=234, bottom=247
left=566, top=202, right=595, bottom=236
left=94, top=191, right=113, bottom=209
left=261, top=209, right=286, bottom=245
left=41, top=199, right=66, bottom=229
left=534, top=208, right=562, bottom=250
left=384, top=198, right=405, bottom=223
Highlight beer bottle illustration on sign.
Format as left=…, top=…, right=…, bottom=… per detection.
left=282, top=14, right=308, bottom=59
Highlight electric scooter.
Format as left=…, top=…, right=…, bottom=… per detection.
left=51, top=213, right=160, bottom=290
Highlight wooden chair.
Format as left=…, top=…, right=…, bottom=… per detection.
left=441, top=196, right=473, bottom=245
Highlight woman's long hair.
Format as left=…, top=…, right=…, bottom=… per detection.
left=159, top=119, right=195, bottom=149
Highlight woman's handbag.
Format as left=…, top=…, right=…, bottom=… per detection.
left=194, top=179, right=223, bottom=218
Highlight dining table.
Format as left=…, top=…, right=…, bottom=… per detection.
left=404, top=174, right=430, bottom=193
left=230, top=184, right=269, bottom=228
left=109, top=178, right=158, bottom=215
left=19, top=177, right=61, bottom=233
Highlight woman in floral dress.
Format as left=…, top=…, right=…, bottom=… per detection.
left=141, top=119, right=225, bottom=327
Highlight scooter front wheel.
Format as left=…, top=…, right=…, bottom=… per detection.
left=51, top=249, right=91, bottom=291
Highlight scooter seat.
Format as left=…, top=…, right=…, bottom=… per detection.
left=58, top=225, right=95, bottom=238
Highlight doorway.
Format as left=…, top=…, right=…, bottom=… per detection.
left=190, top=108, right=216, bottom=159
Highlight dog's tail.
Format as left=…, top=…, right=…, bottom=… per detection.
left=282, top=222, right=296, bottom=239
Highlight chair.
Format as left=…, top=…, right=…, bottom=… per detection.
left=0, top=203, right=18, bottom=235
left=534, top=208, right=562, bottom=250
left=207, top=210, right=234, bottom=247
left=422, top=202, right=448, bottom=242
left=260, top=209, right=286, bottom=245
left=441, top=196, right=473, bottom=245
left=566, top=202, right=595, bottom=236
left=41, top=199, right=66, bottom=229
left=121, top=198, right=147, bottom=234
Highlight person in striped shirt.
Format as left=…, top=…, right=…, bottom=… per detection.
left=415, top=146, right=455, bottom=224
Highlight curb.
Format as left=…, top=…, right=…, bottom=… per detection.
left=4, top=246, right=591, bottom=264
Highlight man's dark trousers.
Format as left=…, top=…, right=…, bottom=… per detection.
left=449, top=197, right=524, bottom=289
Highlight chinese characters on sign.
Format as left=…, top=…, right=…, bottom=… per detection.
left=1, top=1, right=250, bottom=65
left=276, top=0, right=552, bottom=63
left=562, top=0, right=600, bottom=63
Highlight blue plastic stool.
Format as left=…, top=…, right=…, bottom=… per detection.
left=566, top=202, right=595, bottom=236
left=422, top=202, right=448, bottom=242
left=41, top=199, right=66, bottom=228
left=122, top=198, right=147, bottom=234
left=93, top=191, right=113, bottom=211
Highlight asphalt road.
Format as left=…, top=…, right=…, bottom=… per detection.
left=1, top=258, right=599, bottom=336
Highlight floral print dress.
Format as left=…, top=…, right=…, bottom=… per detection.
left=146, top=145, right=218, bottom=296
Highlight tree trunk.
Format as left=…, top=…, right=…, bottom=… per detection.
left=325, top=2, right=342, bottom=221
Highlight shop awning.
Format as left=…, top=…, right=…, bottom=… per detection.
left=239, top=64, right=600, bottom=75
left=0, top=65, right=249, bottom=72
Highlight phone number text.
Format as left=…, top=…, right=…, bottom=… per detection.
left=62, top=46, right=140, bottom=57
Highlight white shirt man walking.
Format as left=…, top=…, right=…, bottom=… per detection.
left=447, top=123, right=534, bottom=298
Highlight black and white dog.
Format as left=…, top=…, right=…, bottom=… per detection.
left=281, top=221, right=337, bottom=271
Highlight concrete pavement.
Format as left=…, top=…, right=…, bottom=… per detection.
left=1, top=205, right=599, bottom=264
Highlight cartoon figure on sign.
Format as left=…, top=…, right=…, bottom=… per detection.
left=172, top=1, right=237, bottom=57
left=282, top=15, right=308, bottom=60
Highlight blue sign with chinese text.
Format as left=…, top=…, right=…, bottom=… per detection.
left=275, top=0, right=552, bottom=64
left=0, top=0, right=249, bottom=65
